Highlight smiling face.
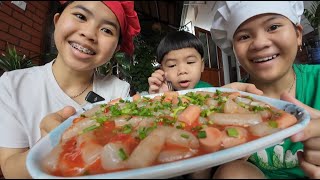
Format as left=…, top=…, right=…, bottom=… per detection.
left=161, top=48, right=204, bottom=90
left=232, top=14, right=302, bottom=83
left=53, top=1, right=120, bottom=72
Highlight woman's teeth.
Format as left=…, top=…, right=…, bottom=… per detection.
left=253, top=54, right=278, bottom=63
left=70, top=42, right=95, bottom=55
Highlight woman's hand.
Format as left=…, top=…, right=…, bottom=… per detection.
left=281, top=93, right=320, bottom=179
left=222, top=82, right=263, bottom=95
left=40, top=106, right=76, bottom=138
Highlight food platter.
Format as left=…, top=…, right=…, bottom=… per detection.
left=26, top=87, right=310, bottom=179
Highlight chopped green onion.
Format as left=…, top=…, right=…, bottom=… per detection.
left=177, top=97, right=183, bottom=106
left=192, top=125, right=202, bottom=132
left=245, top=96, right=254, bottom=101
left=162, top=118, right=175, bottom=126
left=205, top=94, right=211, bottom=99
left=110, top=105, right=122, bottom=116
left=138, top=127, right=147, bottom=140
left=180, top=134, right=190, bottom=139
left=122, top=124, right=133, bottom=134
left=200, top=110, right=208, bottom=117
left=210, top=106, right=223, bottom=113
left=237, top=102, right=246, bottom=108
left=227, top=128, right=239, bottom=137
left=82, top=124, right=99, bottom=134
left=137, top=126, right=156, bottom=140
left=216, top=89, right=222, bottom=96
left=175, top=123, right=183, bottom=129
left=173, top=106, right=186, bottom=118
left=208, top=120, right=214, bottom=125
left=181, top=95, right=193, bottom=102
left=100, top=104, right=107, bottom=108
left=96, top=116, right=108, bottom=123
left=118, top=148, right=128, bottom=160
left=197, top=131, right=207, bottom=138
left=252, top=106, right=265, bottom=112
left=95, top=110, right=102, bottom=116
left=268, top=120, right=278, bottom=128
left=82, top=171, right=90, bottom=175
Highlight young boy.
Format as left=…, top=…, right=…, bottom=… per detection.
left=148, top=30, right=212, bottom=94
left=147, top=30, right=213, bottom=179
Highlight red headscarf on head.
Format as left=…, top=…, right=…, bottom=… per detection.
left=59, top=1, right=141, bottom=55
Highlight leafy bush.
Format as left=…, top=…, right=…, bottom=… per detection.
left=303, top=1, right=320, bottom=31
left=0, top=44, right=34, bottom=72
left=129, top=35, right=157, bottom=94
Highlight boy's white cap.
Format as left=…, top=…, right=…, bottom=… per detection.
left=210, top=1, right=304, bottom=55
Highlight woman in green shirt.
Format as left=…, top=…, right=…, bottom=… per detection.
left=210, top=1, right=320, bottom=179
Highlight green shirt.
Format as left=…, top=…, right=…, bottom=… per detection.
left=194, top=80, right=213, bottom=88
left=243, top=64, right=320, bottom=179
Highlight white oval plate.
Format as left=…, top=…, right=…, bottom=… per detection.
left=26, top=87, right=310, bottom=179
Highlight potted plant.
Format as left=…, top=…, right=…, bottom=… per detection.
left=303, top=1, right=320, bottom=64
left=0, top=44, right=34, bottom=75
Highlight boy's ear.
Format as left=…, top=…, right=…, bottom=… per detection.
left=201, top=59, right=205, bottom=72
left=53, top=13, right=61, bottom=27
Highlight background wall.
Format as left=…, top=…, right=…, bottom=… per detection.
left=0, top=1, right=50, bottom=65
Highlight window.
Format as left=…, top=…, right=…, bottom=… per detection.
left=194, top=26, right=218, bottom=69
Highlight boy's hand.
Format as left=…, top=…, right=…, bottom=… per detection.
left=148, top=69, right=170, bottom=94
left=281, top=93, right=320, bottom=179
left=40, top=106, right=76, bottom=138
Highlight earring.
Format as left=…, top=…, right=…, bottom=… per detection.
left=299, top=45, right=302, bottom=52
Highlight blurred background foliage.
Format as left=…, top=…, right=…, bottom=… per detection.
left=0, top=44, right=34, bottom=72
left=98, top=26, right=168, bottom=95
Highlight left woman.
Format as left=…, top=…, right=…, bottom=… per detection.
left=0, top=1, right=140, bottom=178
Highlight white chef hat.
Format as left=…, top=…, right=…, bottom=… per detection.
left=210, top=1, right=304, bottom=55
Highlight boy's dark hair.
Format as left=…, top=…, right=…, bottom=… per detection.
left=156, top=31, right=204, bottom=63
